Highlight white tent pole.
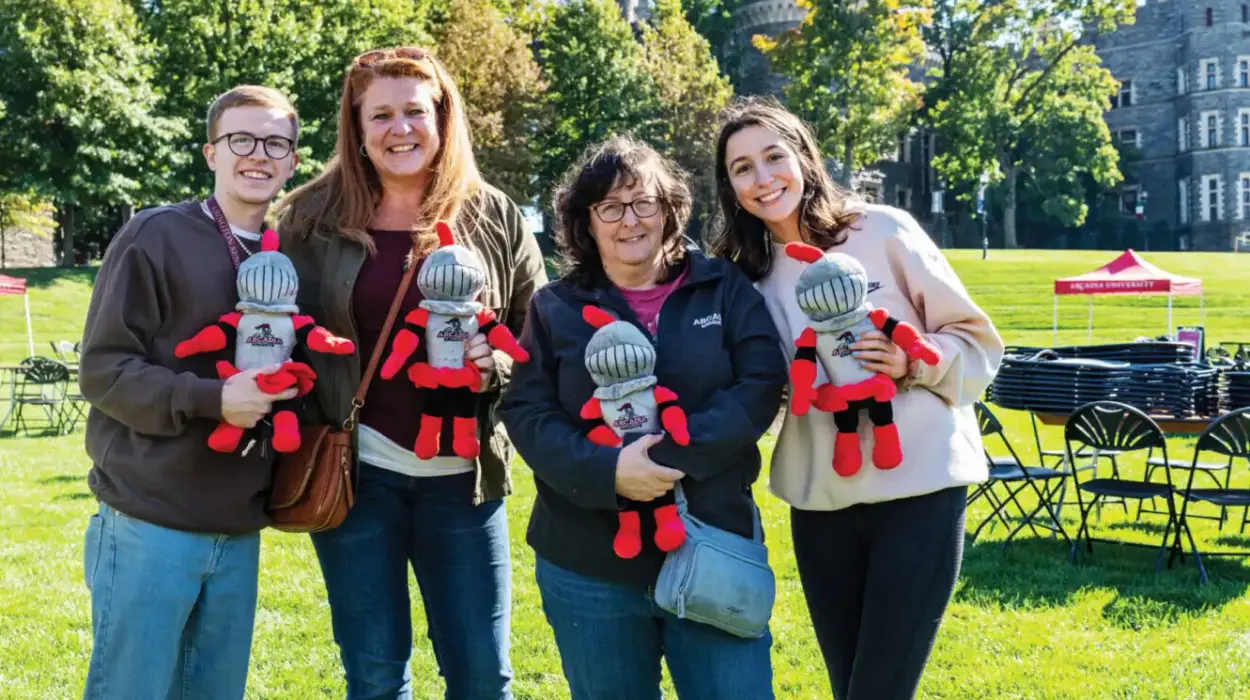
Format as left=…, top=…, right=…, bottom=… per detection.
left=1200, top=291, right=1205, bottom=327
left=1053, top=295, right=1058, bottom=345
left=1087, top=300, right=1093, bottom=342
left=24, top=292, right=33, bottom=357
left=1168, top=294, right=1173, bottom=337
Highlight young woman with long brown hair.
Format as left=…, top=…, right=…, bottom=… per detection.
left=277, top=47, right=546, bottom=700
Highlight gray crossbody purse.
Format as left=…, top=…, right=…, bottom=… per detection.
left=654, top=482, right=776, bottom=639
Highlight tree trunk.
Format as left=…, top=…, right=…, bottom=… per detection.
left=841, top=138, right=854, bottom=188
left=57, top=204, right=75, bottom=267
left=1003, top=164, right=1019, bottom=249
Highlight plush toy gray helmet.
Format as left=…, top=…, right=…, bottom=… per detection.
left=236, top=230, right=299, bottom=313
left=418, top=223, right=487, bottom=303
left=791, top=247, right=869, bottom=324
left=583, top=307, right=656, bottom=389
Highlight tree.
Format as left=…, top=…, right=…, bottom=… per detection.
left=0, top=0, right=188, bottom=265
left=432, top=0, right=546, bottom=205
left=924, top=0, right=1135, bottom=248
left=533, top=0, right=662, bottom=208
left=641, top=0, right=734, bottom=231
left=135, top=0, right=436, bottom=196
left=754, top=0, right=930, bottom=186
left=682, top=0, right=742, bottom=86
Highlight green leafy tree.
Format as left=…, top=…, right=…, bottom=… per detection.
left=533, top=0, right=662, bottom=208
left=641, top=0, right=734, bottom=230
left=925, top=0, right=1134, bottom=247
left=682, top=0, right=742, bottom=85
left=0, top=0, right=188, bottom=265
left=432, top=0, right=546, bottom=205
left=134, top=0, right=435, bottom=195
left=754, top=0, right=930, bottom=185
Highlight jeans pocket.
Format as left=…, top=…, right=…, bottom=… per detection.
left=83, top=513, right=103, bottom=591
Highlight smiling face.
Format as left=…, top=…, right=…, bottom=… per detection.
left=358, top=77, right=441, bottom=187
left=589, top=176, right=666, bottom=284
left=724, top=124, right=805, bottom=233
left=203, top=105, right=299, bottom=208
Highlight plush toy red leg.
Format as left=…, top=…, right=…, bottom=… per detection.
left=452, top=417, right=480, bottom=459
left=872, top=425, right=903, bottom=469
left=207, top=361, right=244, bottom=452
left=414, top=414, right=443, bottom=460
left=833, top=432, right=862, bottom=477
left=614, top=511, right=643, bottom=559
left=653, top=504, right=686, bottom=552
left=272, top=410, right=301, bottom=453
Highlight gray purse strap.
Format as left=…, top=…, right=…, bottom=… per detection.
left=673, top=481, right=763, bottom=543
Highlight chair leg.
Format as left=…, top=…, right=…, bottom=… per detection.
left=969, top=484, right=1016, bottom=544
left=1070, top=495, right=1099, bottom=564
left=1181, top=519, right=1210, bottom=585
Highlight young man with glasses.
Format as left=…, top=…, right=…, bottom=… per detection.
left=78, top=85, right=301, bottom=699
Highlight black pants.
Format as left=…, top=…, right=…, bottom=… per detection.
left=790, top=486, right=967, bottom=700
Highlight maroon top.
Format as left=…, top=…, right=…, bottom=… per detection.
left=617, top=267, right=688, bottom=336
left=353, top=229, right=439, bottom=454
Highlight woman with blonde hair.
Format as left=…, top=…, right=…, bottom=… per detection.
left=278, top=46, right=546, bottom=700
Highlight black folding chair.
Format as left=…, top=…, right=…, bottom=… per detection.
left=1139, top=446, right=1233, bottom=527
left=968, top=402, right=1070, bottom=548
left=11, top=357, right=70, bottom=436
left=1064, top=401, right=1178, bottom=572
left=1170, top=408, right=1250, bottom=585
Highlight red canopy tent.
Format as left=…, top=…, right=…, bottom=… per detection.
left=0, top=274, right=34, bottom=356
left=1052, top=249, right=1203, bottom=343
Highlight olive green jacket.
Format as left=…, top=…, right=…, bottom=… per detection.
left=279, top=184, right=548, bottom=503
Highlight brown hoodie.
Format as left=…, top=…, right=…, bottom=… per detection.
left=79, top=201, right=274, bottom=534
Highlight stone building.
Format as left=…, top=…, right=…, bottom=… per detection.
left=722, top=0, right=1248, bottom=250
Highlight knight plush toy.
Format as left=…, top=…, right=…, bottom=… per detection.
left=784, top=242, right=941, bottom=477
left=579, top=305, right=690, bottom=559
left=379, top=221, right=529, bottom=460
left=175, top=229, right=356, bottom=454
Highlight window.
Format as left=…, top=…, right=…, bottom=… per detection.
left=1179, top=179, right=1190, bottom=225
left=1241, top=57, right=1250, bottom=87
left=1202, top=174, right=1222, bottom=221
left=1120, top=186, right=1141, bottom=215
left=1112, top=79, right=1134, bottom=107
left=1178, top=66, right=1188, bottom=94
left=1179, top=116, right=1189, bottom=152
left=1207, top=7, right=1214, bottom=26
left=1202, top=110, right=1221, bottom=147
left=1119, top=128, right=1140, bottom=148
left=1243, top=4, right=1248, bottom=22
left=897, top=133, right=912, bottom=163
left=896, top=187, right=911, bottom=210
left=1203, top=59, right=1219, bottom=89
left=1241, top=110, right=1250, bottom=146
left=1240, top=174, right=1250, bottom=219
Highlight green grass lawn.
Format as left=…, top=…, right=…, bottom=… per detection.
left=2, top=248, right=1250, bottom=698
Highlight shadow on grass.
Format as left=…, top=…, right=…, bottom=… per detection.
left=0, top=266, right=99, bottom=289
left=39, top=474, right=84, bottom=485
left=53, top=491, right=93, bottom=501
left=956, top=535, right=1250, bottom=631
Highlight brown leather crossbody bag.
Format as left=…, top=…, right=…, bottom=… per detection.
left=266, top=254, right=417, bottom=532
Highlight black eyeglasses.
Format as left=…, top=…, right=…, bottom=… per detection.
left=212, top=132, right=295, bottom=160
left=591, top=196, right=662, bottom=224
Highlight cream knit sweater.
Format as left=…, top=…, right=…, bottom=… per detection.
left=755, top=204, right=1005, bottom=511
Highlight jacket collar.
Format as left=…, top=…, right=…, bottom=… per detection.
left=570, top=245, right=722, bottom=305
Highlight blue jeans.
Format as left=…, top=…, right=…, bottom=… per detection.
left=534, top=555, right=774, bottom=700
left=82, top=502, right=260, bottom=700
left=310, top=465, right=512, bottom=700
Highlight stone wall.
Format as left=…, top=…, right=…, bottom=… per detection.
left=0, top=228, right=56, bottom=268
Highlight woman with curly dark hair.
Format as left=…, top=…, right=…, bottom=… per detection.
left=499, top=134, right=787, bottom=699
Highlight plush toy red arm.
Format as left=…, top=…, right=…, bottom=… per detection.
left=653, top=386, right=689, bottom=446
left=293, top=315, right=355, bottom=356
left=789, top=328, right=820, bottom=415
left=581, top=397, right=623, bottom=447
left=867, top=308, right=941, bottom=365
left=380, top=308, right=429, bottom=380
left=174, top=312, right=242, bottom=358
left=477, top=309, right=529, bottom=363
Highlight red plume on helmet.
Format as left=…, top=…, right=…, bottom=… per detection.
left=785, top=241, right=824, bottom=264
left=261, top=229, right=280, bottom=253
left=582, top=306, right=617, bottom=329
left=436, top=221, right=456, bottom=248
